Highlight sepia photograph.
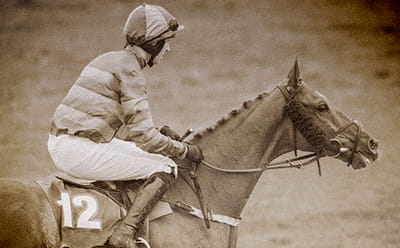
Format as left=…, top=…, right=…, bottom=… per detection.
left=0, top=0, right=399, bottom=247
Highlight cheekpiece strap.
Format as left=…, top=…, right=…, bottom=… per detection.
left=277, top=82, right=304, bottom=102
left=277, top=85, right=292, bottom=101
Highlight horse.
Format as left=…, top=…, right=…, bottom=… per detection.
left=0, top=61, right=379, bottom=248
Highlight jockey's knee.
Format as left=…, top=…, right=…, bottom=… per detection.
left=146, top=172, right=175, bottom=188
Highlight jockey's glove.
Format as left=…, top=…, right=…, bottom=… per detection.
left=185, top=144, right=204, bottom=163
left=160, top=125, right=203, bottom=162
left=160, top=125, right=180, bottom=141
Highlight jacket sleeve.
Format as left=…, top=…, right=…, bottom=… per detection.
left=117, top=65, right=187, bottom=158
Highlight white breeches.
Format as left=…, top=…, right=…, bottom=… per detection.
left=47, top=134, right=176, bottom=181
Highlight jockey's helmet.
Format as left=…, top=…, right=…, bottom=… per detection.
left=123, top=4, right=184, bottom=46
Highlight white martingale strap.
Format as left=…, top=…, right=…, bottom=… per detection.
left=210, top=212, right=241, bottom=227
left=173, top=201, right=241, bottom=227
left=136, top=237, right=151, bottom=248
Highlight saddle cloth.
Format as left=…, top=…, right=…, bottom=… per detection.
left=36, top=173, right=173, bottom=248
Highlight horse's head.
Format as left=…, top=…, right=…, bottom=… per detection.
left=281, top=60, right=379, bottom=169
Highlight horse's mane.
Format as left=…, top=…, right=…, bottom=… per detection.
left=192, top=86, right=329, bottom=154
left=193, top=91, right=271, bottom=140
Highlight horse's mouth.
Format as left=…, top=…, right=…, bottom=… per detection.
left=349, top=152, right=377, bottom=169
left=326, top=138, right=378, bottom=169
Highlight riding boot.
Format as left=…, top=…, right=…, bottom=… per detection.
left=104, top=173, right=174, bottom=248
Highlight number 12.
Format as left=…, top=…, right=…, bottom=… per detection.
left=57, top=192, right=102, bottom=230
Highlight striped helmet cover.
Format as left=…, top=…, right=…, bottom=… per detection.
left=123, top=4, right=184, bottom=45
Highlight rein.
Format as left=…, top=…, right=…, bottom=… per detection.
left=197, top=83, right=362, bottom=175
left=200, top=152, right=322, bottom=173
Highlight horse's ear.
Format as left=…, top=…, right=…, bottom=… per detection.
left=287, top=58, right=302, bottom=89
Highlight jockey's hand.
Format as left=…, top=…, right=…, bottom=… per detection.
left=185, top=144, right=204, bottom=163
left=160, top=125, right=180, bottom=141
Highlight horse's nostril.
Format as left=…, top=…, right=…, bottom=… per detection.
left=368, top=138, right=379, bottom=152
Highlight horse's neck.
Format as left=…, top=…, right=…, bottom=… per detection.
left=171, top=87, right=293, bottom=218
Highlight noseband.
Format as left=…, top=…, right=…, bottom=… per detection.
left=329, top=120, right=361, bottom=167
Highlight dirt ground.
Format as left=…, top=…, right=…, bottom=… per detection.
left=1, top=0, right=399, bottom=247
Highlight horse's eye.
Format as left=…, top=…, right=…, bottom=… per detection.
left=317, top=104, right=329, bottom=112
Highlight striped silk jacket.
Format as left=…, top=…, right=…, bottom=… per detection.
left=50, top=45, right=186, bottom=158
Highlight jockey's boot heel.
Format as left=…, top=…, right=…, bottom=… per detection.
left=104, top=173, right=174, bottom=248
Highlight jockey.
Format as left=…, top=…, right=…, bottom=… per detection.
left=47, top=4, right=203, bottom=248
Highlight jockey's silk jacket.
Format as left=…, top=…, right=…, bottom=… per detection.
left=50, top=45, right=186, bottom=158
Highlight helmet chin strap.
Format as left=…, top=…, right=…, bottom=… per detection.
left=140, top=40, right=165, bottom=67
left=147, top=56, right=156, bottom=67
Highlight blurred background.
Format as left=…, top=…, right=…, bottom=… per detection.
left=0, top=0, right=399, bottom=247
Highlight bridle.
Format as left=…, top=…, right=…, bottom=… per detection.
left=197, top=82, right=362, bottom=175
left=329, top=120, right=362, bottom=167
left=276, top=81, right=362, bottom=171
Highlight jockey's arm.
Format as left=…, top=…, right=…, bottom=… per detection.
left=117, top=66, right=187, bottom=159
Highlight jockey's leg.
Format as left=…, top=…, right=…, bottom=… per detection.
left=48, top=134, right=176, bottom=181
left=105, top=172, right=174, bottom=248
left=49, top=135, right=178, bottom=248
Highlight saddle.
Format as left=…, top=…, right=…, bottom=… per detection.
left=36, top=173, right=173, bottom=248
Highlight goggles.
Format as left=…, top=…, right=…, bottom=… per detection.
left=142, top=19, right=181, bottom=45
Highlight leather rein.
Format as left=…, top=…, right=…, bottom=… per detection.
left=176, top=82, right=362, bottom=228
